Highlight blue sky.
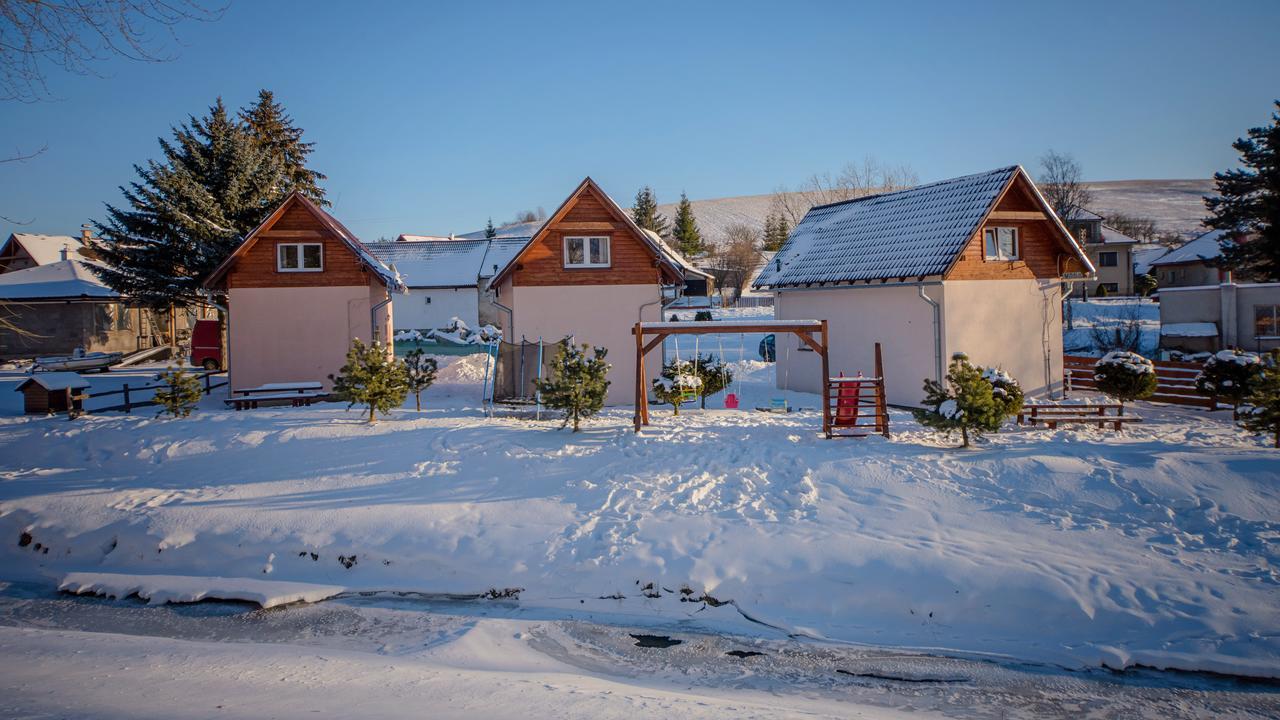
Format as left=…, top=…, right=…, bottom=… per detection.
left=1, top=0, right=1278, bottom=242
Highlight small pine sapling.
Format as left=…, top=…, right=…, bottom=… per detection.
left=1240, top=350, right=1280, bottom=448
left=1093, top=350, right=1157, bottom=414
left=913, top=353, right=1008, bottom=448
left=1195, top=349, right=1264, bottom=419
left=329, top=338, right=409, bottom=423
left=403, top=348, right=439, bottom=411
left=982, top=366, right=1024, bottom=428
left=153, top=362, right=203, bottom=418
left=651, top=359, right=702, bottom=416
left=535, top=343, right=611, bottom=431
left=691, top=353, right=732, bottom=409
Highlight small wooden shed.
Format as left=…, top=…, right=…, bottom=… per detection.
left=16, top=372, right=90, bottom=415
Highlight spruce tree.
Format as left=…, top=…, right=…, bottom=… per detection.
left=670, top=192, right=704, bottom=257
left=1240, top=350, right=1280, bottom=448
left=535, top=343, right=611, bottom=431
left=153, top=363, right=203, bottom=418
left=240, top=89, right=328, bottom=206
left=913, top=353, right=1012, bottom=448
left=762, top=212, right=790, bottom=251
left=1206, top=100, right=1280, bottom=280
left=1196, top=349, right=1264, bottom=419
left=93, top=98, right=285, bottom=306
left=651, top=359, right=701, bottom=416
left=1093, top=351, right=1157, bottom=414
left=329, top=339, right=410, bottom=423
left=632, top=186, right=669, bottom=237
left=1135, top=273, right=1157, bottom=297
left=485, top=217, right=497, bottom=239
left=404, top=348, right=439, bottom=411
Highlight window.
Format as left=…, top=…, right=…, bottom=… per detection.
left=1098, top=251, right=1118, bottom=267
left=563, top=236, right=610, bottom=268
left=1257, top=305, right=1280, bottom=338
left=983, top=227, right=1019, bottom=261
left=277, top=243, right=323, bottom=272
left=114, top=303, right=132, bottom=331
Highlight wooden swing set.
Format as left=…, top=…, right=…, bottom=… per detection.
left=630, top=319, right=888, bottom=438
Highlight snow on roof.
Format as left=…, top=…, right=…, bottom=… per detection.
left=1161, top=322, right=1219, bottom=338
left=1150, top=229, right=1226, bottom=267
left=458, top=220, right=544, bottom=240
left=1065, top=207, right=1105, bottom=222
left=1099, top=225, right=1140, bottom=245
left=754, top=166, right=1026, bottom=287
left=367, top=237, right=533, bottom=288
left=0, top=259, right=117, bottom=300
left=642, top=229, right=713, bottom=280
left=479, top=238, right=529, bottom=279
left=1132, top=243, right=1169, bottom=275
left=4, top=233, right=88, bottom=266
left=17, top=372, right=92, bottom=391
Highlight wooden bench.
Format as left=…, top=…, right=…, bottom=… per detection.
left=226, top=381, right=325, bottom=411
left=1018, top=402, right=1141, bottom=431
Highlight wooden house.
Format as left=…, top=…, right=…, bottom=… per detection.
left=487, top=178, right=704, bottom=405
left=753, top=166, right=1093, bottom=405
left=202, top=192, right=405, bottom=391
left=15, top=372, right=90, bottom=415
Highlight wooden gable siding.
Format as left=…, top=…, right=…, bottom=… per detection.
left=946, top=176, right=1083, bottom=280
left=511, top=188, right=661, bottom=287
left=226, top=202, right=372, bottom=289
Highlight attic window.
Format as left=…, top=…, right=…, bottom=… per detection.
left=564, top=236, right=610, bottom=268
left=983, top=227, right=1019, bottom=261
left=278, top=243, right=323, bottom=272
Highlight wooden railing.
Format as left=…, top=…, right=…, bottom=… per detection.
left=1063, top=355, right=1216, bottom=410
left=86, top=371, right=228, bottom=413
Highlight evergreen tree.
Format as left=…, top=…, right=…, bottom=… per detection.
left=691, top=353, right=732, bottom=409
left=153, top=363, right=203, bottom=418
left=1134, top=273, right=1157, bottom=297
left=762, top=211, right=791, bottom=251
left=404, top=348, right=439, bottom=411
left=535, top=343, right=611, bottom=431
left=651, top=359, right=701, bottom=416
left=1240, top=350, right=1280, bottom=447
left=240, top=89, right=328, bottom=206
left=93, top=98, right=285, bottom=306
left=1206, top=100, right=1280, bottom=280
left=913, top=353, right=1013, bottom=448
left=1093, top=350, right=1157, bottom=413
left=1195, top=349, right=1264, bottom=419
left=670, top=192, right=704, bottom=257
left=329, top=338, right=409, bottom=423
left=632, top=186, right=669, bottom=237
left=485, top=217, right=497, bottom=239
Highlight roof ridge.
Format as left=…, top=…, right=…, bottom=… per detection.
left=808, top=165, right=1020, bottom=212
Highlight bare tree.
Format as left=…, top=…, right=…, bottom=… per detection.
left=711, top=223, right=763, bottom=303
left=1105, top=212, right=1158, bottom=241
left=770, top=156, right=918, bottom=228
left=1038, top=150, right=1094, bottom=221
left=0, top=0, right=223, bottom=103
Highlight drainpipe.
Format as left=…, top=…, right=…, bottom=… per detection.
left=917, top=285, right=942, bottom=383
left=1220, top=271, right=1237, bottom=349
left=370, top=293, right=392, bottom=344
left=490, top=286, right=514, bottom=341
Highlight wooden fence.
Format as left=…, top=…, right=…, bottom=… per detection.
left=86, top=371, right=228, bottom=413
left=1063, top=355, right=1216, bottom=410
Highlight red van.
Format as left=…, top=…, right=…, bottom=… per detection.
left=190, top=319, right=223, bottom=370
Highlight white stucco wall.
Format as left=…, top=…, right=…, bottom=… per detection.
left=941, top=279, right=1064, bottom=399
left=391, top=287, right=479, bottom=332
left=228, top=283, right=391, bottom=391
left=774, top=285, right=939, bottom=406
left=507, top=283, right=661, bottom=405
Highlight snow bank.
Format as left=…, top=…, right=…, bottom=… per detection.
left=59, top=572, right=345, bottom=609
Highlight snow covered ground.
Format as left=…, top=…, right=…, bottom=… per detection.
left=1063, top=298, right=1161, bottom=356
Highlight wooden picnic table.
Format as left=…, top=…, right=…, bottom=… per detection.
left=234, top=381, right=323, bottom=395
left=226, top=381, right=325, bottom=411
left=1018, top=401, right=1141, bottom=431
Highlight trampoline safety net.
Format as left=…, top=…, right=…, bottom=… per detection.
left=489, top=337, right=569, bottom=404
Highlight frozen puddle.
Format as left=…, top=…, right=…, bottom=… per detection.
left=1, top=581, right=1277, bottom=718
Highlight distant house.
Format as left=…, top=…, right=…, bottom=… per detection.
left=1159, top=281, right=1280, bottom=354
left=753, top=166, right=1093, bottom=406
left=367, top=235, right=527, bottom=334
left=1148, top=229, right=1233, bottom=288
left=0, top=230, right=93, bottom=274
left=487, top=177, right=701, bottom=405
left=202, top=192, right=405, bottom=391
left=1061, top=209, right=1139, bottom=295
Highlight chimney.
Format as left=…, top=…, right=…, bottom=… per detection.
left=60, top=245, right=69, bottom=261
left=81, top=224, right=92, bottom=242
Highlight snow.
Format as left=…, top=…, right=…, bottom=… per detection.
left=1150, top=229, right=1226, bottom=267
left=58, top=572, right=345, bottom=608
left=15, top=372, right=90, bottom=391
left=367, top=237, right=530, bottom=289
left=1162, top=322, right=1220, bottom=338
left=1097, top=350, right=1156, bottom=375
left=936, top=399, right=961, bottom=419
left=1062, top=298, right=1160, bottom=356
left=0, top=258, right=117, bottom=299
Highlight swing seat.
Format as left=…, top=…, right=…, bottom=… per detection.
left=724, top=392, right=739, bottom=409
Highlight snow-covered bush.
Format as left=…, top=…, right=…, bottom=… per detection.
left=1240, top=350, right=1280, bottom=448
left=403, top=349, right=438, bottom=411
left=690, top=353, right=733, bottom=409
left=1093, top=351, right=1157, bottom=412
left=651, top=360, right=702, bottom=416
left=915, top=353, right=1018, bottom=447
left=1195, top=349, right=1264, bottom=418
left=153, top=363, right=202, bottom=418
left=329, top=339, right=409, bottom=424
left=535, top=343, right=610, bottom=432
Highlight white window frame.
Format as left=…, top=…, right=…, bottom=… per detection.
left=563, top=236, right=611, bottom=269
left=1256, top=304, right=1280, bottom=339
left=983, top=227, right=1020, bottom=261
left=277, top=242, right=324, bottom=273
